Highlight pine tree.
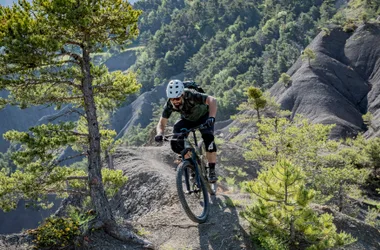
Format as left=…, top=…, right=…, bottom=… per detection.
left=247, top=87, right=267, bottom=122
left=243, top=115, right=334, bottom=171
left=279, top=73, right=292, bottom=87
left=243, top=115, right=370, bottom=210
left=241, top=159, right=355, bottom=250
left=0, top=0, right=151, bottom=247
left=301, top=48, right=316, bottom=67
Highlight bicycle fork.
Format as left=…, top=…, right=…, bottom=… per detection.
left=183, top=159, right=201, bottom=194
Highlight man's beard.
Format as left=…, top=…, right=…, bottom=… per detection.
left=174, top=104, right=183, bottom=110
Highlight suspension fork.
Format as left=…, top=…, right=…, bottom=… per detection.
left=183, top=152, right=201, bottom=191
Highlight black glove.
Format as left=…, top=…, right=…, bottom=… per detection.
left=205, top=117, right=215, bottom=127
left=155, top=134, right=163, bottom=142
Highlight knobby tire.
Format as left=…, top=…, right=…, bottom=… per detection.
left=176, top=161, right=209, bottom=223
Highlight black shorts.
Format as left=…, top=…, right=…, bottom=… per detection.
left=173, top=113, right=214, bottom=135
left=170, top=113, right=215, bottom=154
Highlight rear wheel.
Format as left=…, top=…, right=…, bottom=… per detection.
left=176, top=161, right=209, bottom=223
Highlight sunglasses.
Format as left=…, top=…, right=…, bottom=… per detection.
left=170, top=97, right=182, bottom=102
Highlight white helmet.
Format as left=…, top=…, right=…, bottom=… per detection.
left=166, top=80, right=184, bottom=98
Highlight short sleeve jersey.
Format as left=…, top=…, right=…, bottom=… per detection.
left=162, top=89, right=209, bottom=122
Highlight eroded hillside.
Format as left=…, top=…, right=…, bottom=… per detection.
left=270, top=23, right=380, bottom=138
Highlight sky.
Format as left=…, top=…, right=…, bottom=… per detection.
left=0, top=0, right=137, bottom=6
left=0, top=0, right=17, bottom=7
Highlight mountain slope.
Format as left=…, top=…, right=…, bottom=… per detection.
left=270, top=23, right=380, bottom=138
left=104, top=48, right=140, bottom=72
left=0, top=92, right=57, bottom=152
left=111, top=83, right=166, bottom=139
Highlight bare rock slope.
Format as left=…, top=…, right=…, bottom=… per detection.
left=104, top=49, right=138, bottom=73
left=111, top=83, right=166, bottom=139
left=0, top=92, right=57, bottom=152
left=270, top=23, right=380, bottom=138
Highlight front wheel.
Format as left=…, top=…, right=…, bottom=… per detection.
left=176, top=161, right=209, bottom=223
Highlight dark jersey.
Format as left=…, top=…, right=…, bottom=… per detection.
left=162, top=89, right=209, bottom=122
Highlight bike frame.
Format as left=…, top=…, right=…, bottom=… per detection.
left=178, top=126, right=206, bottom=193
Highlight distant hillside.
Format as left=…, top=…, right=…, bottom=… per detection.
left=270, top=23, right=380, bottom=138
left=131, top=0, right=345, bottom=119
left=104, top=47, right=142, bottom=72
left=0, top=92, right=57, bottom=152
left=111, top=83, right=166, bottom=139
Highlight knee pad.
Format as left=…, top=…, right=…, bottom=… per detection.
left=202, top=133, right=217, bottom=152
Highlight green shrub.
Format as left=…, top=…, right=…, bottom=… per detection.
left=29, top=216, right=81, bottom=249
left=362, top=112, right=373, bottom=128
left=343, top=20, right=357, bottom=32
left=279, top=73, right=292, bottom=87
left=365, top=206, right=380, bottom=228
left=28, top=206, right=97, bottom=249
left=241, top=159, right=356, bottom=250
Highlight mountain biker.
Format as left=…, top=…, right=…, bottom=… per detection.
left=155, top=79, right=218, bottom=183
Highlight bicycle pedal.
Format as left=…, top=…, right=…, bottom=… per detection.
left=208, top=177, right=217, bottom=183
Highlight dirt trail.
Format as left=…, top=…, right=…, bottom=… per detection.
left=109, top=145, right=253, bottom=250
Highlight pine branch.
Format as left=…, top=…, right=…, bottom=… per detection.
left=287, top=174, right=303, bottom=187
left=37, top=153, right=87, bottom=183
left=44, top=188, right=88, bottom=195
left=66, top=176, right=88, bottom=181
left=67, top=131, right=89, bottom=137
left=66, top=41, right=84, bottom=48
left=246, top=216, right=273, bottom=232
left=54, top=153, right=87, bottom=165
left=41, top=96, right=84, bottom=103
left=248, top=184, right=284, bottom=203
left=60, top=48, right=83, bottom=64
left=271, top=168, right=286, bottom=181
left=44, top=108, right=86, bottom=123
left=262, top=178, right=286, bottom=198
left=4, top=78, right=78, bottom=88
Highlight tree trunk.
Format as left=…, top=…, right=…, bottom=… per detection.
left=256, top=107, right=261, bottom=123
left=338, top=182, right=344, bottom=212
left=289, top=217, right=296, bottom=248
left=81, top=48, right=114, bottom=225
left=105, top=150, right=114, bottom=169
left=80, top=48, right=153, bottom=248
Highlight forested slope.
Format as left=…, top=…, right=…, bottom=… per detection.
left=114, top=0, right=380, bottom=145
left=132, top=0, right=342, bottom=119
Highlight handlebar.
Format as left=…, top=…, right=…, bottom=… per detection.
left=162, top=123, right=208, bottom=141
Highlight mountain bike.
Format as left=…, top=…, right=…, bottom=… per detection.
left=165, top=124, right=216, bottom=223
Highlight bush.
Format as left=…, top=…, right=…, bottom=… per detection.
left=279, top=73, right=292, bottom=87
left=241, top=159, right=356, bottom=250
left=343, top=20, right=357, bottom=32
left=28, top=206, right=97, bottom=249
left=29, top=216, right=81, bottom=249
